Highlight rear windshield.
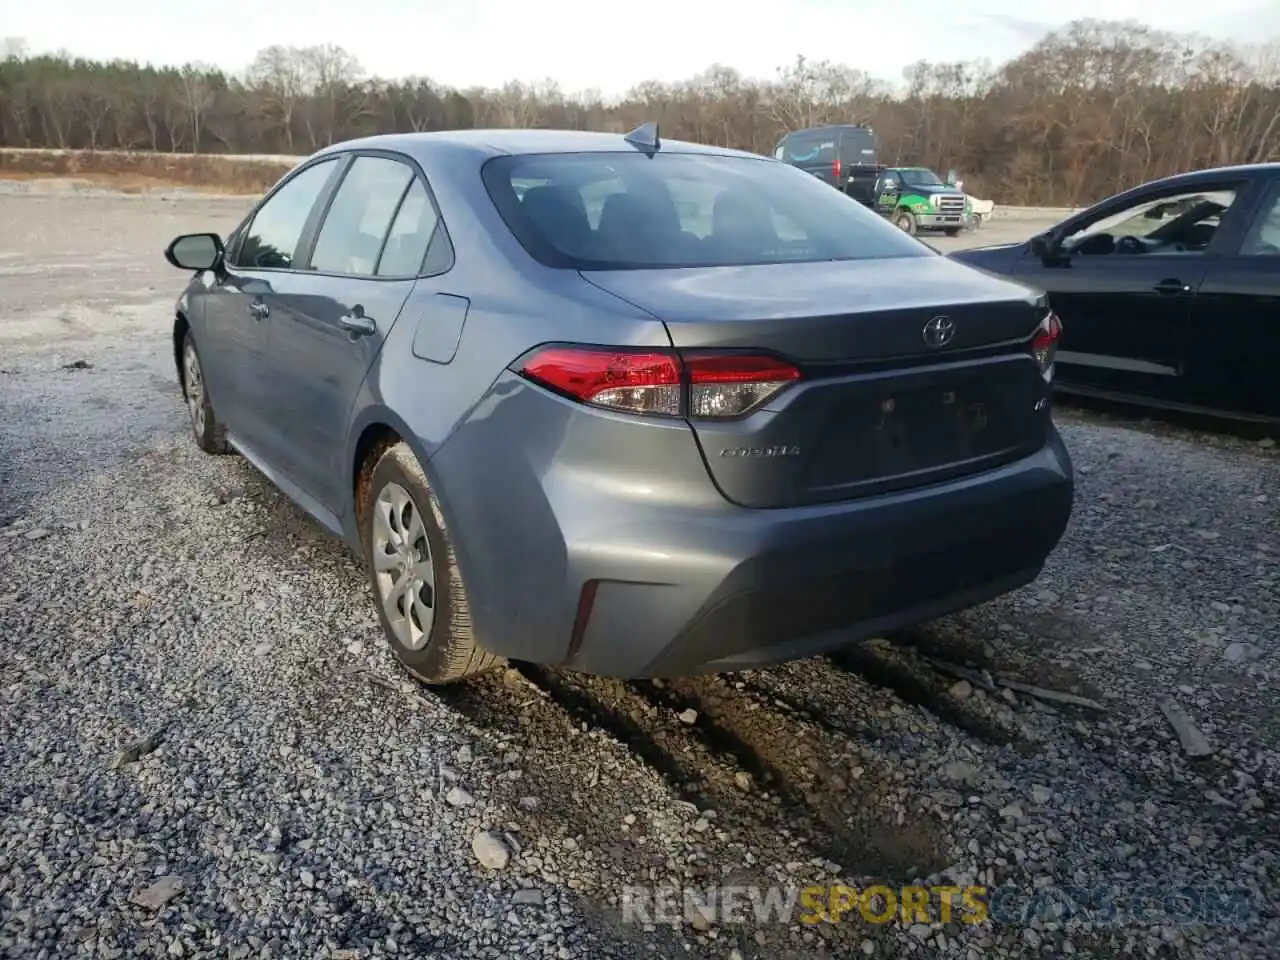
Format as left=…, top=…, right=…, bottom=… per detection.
left=483, top=152, right=930, bottom=270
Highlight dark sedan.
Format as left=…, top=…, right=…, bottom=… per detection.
left=951, top=163, right=1280, bottom=425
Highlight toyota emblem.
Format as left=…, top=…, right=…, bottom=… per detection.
left=922, top=315, right=956, bottom=348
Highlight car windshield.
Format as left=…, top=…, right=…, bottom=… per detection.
left=899, top=169, right=944, bottom=187
left=482, top=152, right=930, bottom=270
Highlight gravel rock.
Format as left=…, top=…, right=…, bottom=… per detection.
left=130, top=875, right=184, bottom=911
left=1225, top=641, right=1263, bottom=663
left=446, top=786, right=476, bottom=807
left=471, top=831, right=511, bottom=870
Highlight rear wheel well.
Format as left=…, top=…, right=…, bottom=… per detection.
left=353, top=424, right=403, bottom=534
left=173, top=313, right=190, bottom=397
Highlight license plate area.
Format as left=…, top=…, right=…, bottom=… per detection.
left=800, top=359, right=1045, bottom=496
left=864, top=387, right=1002, bottom=474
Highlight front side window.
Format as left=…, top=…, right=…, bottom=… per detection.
left=235, top=159, right=339, bottom=270
left=1240, top=185, right=1280, bottom=256
left=309, top=156, right=415, bottom=276
left=483, top=151, right=930, bottom=270
left=1065, top=187, right=1240, bottom=256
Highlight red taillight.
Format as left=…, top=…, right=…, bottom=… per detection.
left=833, top=157, right=842, bottom=181
left=1030, top=310, right=1062, bottom=379
left=519, top=347, right=682, bottom=416
left=686, top=353, right=801, bottom=418
left=518, top=346, right=801, bottom=419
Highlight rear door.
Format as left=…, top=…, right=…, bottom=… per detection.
left=837, top=127, right=878, bottom=168
left=1182, top=178, right=1280, bottom=419
left=259, top=152, right=446, bottom=511
left=200, top=158, right=343, bottom=447
left=1011, top=178, right=1257, bottom=401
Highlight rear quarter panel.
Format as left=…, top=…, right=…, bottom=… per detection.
left=343, top=143, right=675, bottom=573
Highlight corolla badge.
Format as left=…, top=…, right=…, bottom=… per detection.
left=922, top=315, right=956, bottom=348
left=719, top=445, right=801, bottom=458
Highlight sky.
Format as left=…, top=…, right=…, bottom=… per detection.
left=1, top=0, right=1277, bottom=96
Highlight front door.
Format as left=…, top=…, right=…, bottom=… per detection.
left=1012, top=180, right=1256, bottom=401
left=261, top=154, right=444, bottom=512
left=210, top=157, right=343, bottom=450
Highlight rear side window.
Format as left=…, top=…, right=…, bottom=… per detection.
left=236, top=159, right=338, bottom=270
left=780, top=133, right=836, bottom=164
left=377, top=180, right=441, bottom=277
left=310, top=156, right=415, bottom=276
left=1239, top=183, right=1280, bottom=256
left=483, top=152, right=929, bottom=270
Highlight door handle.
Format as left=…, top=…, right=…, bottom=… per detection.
left=1154, top=278, right=1191, bottom=295
left=248, top=300, right=270, bottom=320
left=339, top=310, right=376, bottom=338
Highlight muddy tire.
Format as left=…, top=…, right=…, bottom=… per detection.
left=894, top=210, right=917, bottom=235
left=180, top=331, right=232, bottom=455
left=360, top=441, right=501, bottom=685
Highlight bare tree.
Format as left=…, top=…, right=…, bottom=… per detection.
left=248, top=45, right=308, bottom=151
left=178, top=63, right=215, bottom=153
left=0, top=22, right=1278, bottom=206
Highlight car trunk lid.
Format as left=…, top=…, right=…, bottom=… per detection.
left=582, top=257, right=1054, bottom=508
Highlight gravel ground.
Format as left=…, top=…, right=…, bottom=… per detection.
left=0, top=184, right=1277, bottom=959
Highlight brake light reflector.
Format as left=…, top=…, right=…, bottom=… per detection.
left=1030, top=310, right=1062, bottom=379
left=517, top=347, right=802, bottom=419
left=519, top=347, right=682, bottom=416
left=833, top=157, right=842, bottom=181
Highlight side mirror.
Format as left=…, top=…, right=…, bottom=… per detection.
left=165, top=232, right=224, bottom=272
left=1029, top=232, right=1060, bottom=261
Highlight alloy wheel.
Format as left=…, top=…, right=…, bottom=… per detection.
left=371, top=482, right=436, bottom=650
left=183, top=341, right=206, bottom=436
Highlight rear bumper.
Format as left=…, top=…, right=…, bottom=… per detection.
left=570, top=429, right=1072, bottom=677
left=430, top=379, right=1073, bottom=677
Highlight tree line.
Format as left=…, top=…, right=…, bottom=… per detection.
left=1, top=20, right=1278, bottom=206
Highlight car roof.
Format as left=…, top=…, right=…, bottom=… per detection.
left=313, top=129, right=765, bottom=164
left=1143, top=163, right=1280, bottom=190
left=783, top=124, right=870, bottom=136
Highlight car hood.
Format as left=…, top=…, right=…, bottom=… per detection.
left=901, top=183, right=962, bottom=195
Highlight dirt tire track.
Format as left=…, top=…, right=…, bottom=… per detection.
left=630, top=675, right=948, bottom=883
left=826, top=641, right=1023, bottom=747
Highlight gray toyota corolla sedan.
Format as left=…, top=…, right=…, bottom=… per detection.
left=163, top=125, right=1073, bottom=685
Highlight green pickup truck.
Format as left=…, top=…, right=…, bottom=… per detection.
left=872, top=167, right=971, bottom=236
